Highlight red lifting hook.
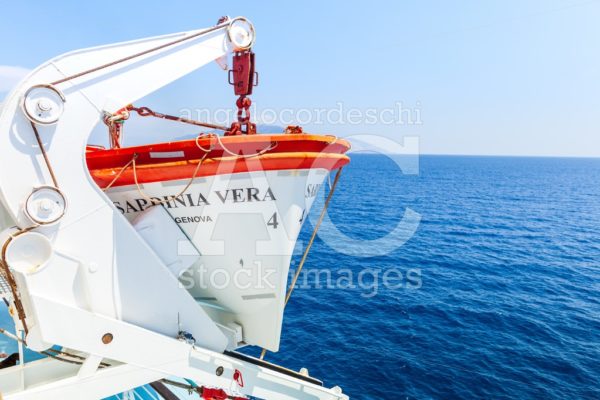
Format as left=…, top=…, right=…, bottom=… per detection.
left=226, top=50, right=258, bottom=136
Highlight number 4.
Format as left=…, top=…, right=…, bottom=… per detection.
left=267, top=212, right=279, bottom=229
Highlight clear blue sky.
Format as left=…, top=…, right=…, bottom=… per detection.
left=1, top=1, right=599, bottom=157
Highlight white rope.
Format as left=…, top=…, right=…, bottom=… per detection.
left=102, top=157, right=136, bottom=191
left=132, top=151, right=209, bottom=206
left=196, top=133, right=277, bottom=158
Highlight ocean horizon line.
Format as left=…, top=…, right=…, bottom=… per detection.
left=348, top=151, right=600, bottom=160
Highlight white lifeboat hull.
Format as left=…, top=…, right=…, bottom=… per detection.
left=87, top=134, right=350, bottom=351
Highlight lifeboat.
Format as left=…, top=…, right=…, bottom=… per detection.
left=86, top=132, right=350, bottom=351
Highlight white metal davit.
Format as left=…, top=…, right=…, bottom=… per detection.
left=0, top=17, right=348, bottom=400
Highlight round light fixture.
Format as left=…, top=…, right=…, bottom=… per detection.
left=227, top=17, right=255, bottom=50
left=5, top=232, right=53, bottom=274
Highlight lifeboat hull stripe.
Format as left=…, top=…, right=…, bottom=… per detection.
left=90, top=152, right=350, bottom=188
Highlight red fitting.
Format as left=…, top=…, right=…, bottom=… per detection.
left=285, top=125, right=304, bottom=134
left=242, top=98, right=252, bottom=107
left=201, top=387, right=228, bottom=400
left=233, top=369, right=244, bottom=387
left=200, top=387, right=248, bottom=400
left=229, top=51, right=256, bottom=96
left=225, top=122, right=242, bottom=136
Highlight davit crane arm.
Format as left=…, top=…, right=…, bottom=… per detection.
left=0, top=17, right=347, bottom=400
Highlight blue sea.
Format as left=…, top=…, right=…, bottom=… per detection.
left=245, top=154, right=600, bottom=399
left=2, top=154, right=599, bottom=399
